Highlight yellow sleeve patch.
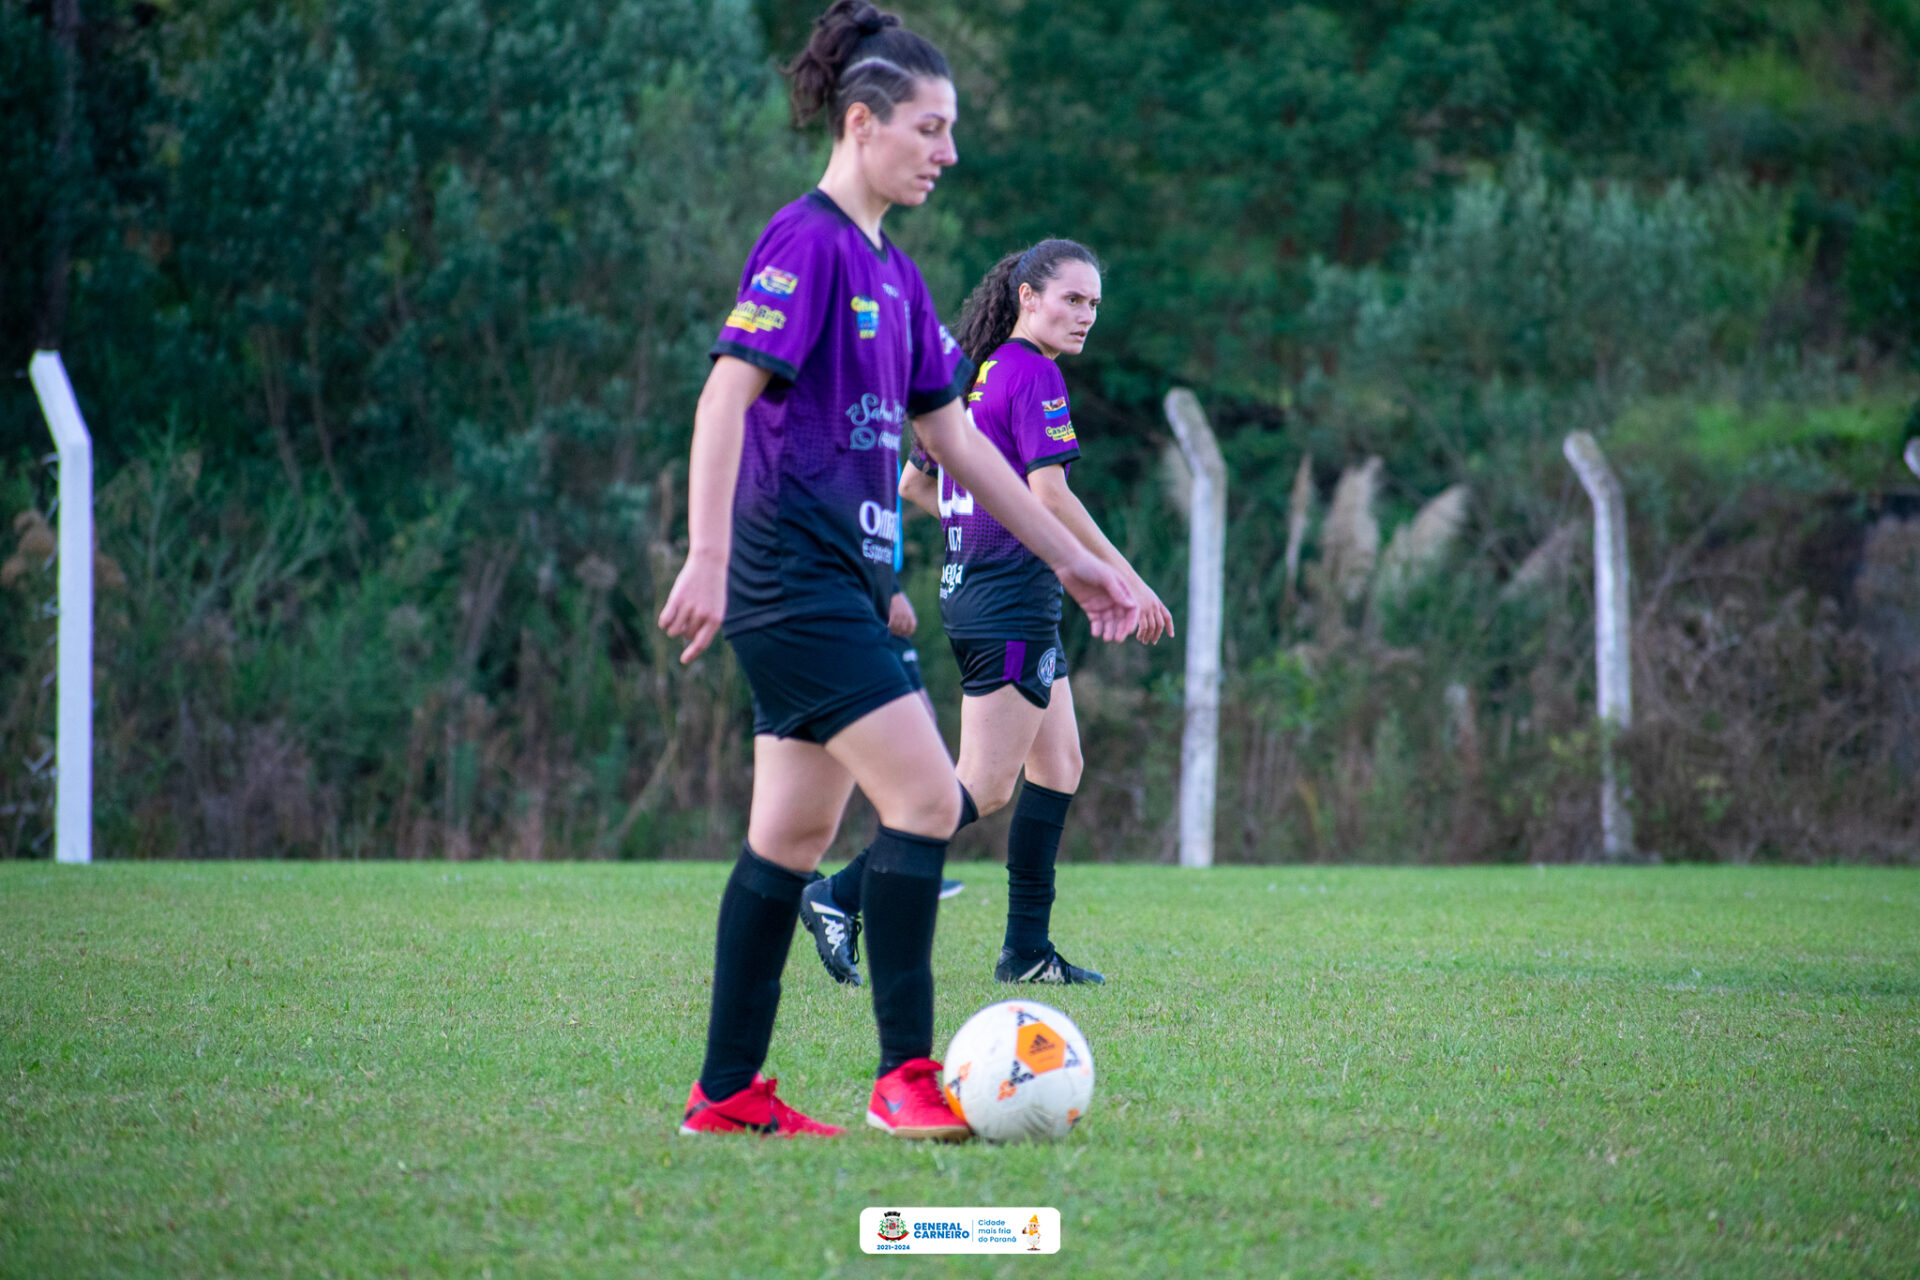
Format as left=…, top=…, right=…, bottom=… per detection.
left=725, top=303, right=787, bottom=334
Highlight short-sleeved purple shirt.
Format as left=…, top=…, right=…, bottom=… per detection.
left=921, top=339, right=1082, bottom=639
left=711, top=191, right=972, bottom=635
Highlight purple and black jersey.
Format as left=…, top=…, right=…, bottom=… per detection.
left=921, top=339, right=1082, bottom=639
left=711, top=191, right=973, bottom=636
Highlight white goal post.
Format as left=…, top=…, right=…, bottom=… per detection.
left=28, top=351, right=93, bottom=865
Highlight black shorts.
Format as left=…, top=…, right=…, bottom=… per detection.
left=730, top=614, right=916, bottom=743
left=888, top=632, right=926, bottom=693
left=948, top=632, right=1068, bottom=710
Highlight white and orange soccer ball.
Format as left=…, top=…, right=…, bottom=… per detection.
left=941, top=1000, right=1095, bottom=1142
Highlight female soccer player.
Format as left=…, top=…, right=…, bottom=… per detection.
left=658, top=1, right=1136, bottom=1140
left=803, top=239, right=1171, bottom=989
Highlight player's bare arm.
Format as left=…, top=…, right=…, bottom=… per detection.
left=898, top=460, right=941, bottom=519
left=656, top=355, right=769, bottom=664
left=1028, top=464, right=1174, bottom=644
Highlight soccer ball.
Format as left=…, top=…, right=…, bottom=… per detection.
left=941, top=1000, right=1094, bottom=1142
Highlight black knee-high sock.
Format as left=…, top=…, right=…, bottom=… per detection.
left=1004, top=782, right=1074, bottom=957
left=826, top=849, right=867, bottom=914
left=698, top=846, right=808, bottom=1102
left=829, top=786, right=976, bottom=915
left=860, top=825, right=949, bottom=1077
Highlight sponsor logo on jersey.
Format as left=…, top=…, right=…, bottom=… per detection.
left=845, top=394, right=906, bottom=429
left=749, top=266, right=797, bottom=297
left=851, top=295, right=880, bottom=338
left=968, top=359, right=998, bottom=403
left=846, top=395, right=905, bottom=451
left=849, top=426, right=902, bottom=451
left=1046, top=422, right=1077, bottom=443
left=939, top=324, right=958, bottom=356
left=939, top=562, right=965, bottom=598
left=725, top=302, right=786, bottom=334
left=1041, top=397, right=1069, bottom=419
left=859, top=500, right=900, bottom=543
left=882, top=282, right=901, bottom=299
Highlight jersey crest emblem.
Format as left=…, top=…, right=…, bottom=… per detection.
left=851, top=296, right=880, bottom=339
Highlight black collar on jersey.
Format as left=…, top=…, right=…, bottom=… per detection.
left=1012, top=338, right=1045, bottom=356
left=807, top=189, right=891, bottom=262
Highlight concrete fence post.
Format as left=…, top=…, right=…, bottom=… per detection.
left=1563, top=431, right=1634, bottom=862
left=1164, top=389, right=1225, bottom=869
left=28, top=351, right=93, bottom=865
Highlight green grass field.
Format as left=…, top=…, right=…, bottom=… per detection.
left=2, top=863, right=1916, bottom=1278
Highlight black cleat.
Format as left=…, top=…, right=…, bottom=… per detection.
left=939, top=878, right=964, bottom=900
left=994, top=945, right=1104, bottom=985
left=799, top=878, right=862, bottom=986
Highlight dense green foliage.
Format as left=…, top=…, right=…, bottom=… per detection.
left=2, top=0, right=1918, bottom=860
left=3, top=862, right=1917, bottom=1275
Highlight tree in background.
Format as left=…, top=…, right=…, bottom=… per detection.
left=3, top=0, right=1917, bottom=860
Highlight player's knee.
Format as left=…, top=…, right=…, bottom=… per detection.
left=972, top=776, right=1018, bottom=817
left=755, top=815, right=839, bottom=864
left=882, top=781, right=960, bottom=840
left=923, top=785, right=963, bottom=837
left=1031, top=742, right=1082, bottom=794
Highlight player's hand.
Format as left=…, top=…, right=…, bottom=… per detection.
left=1132, top=581, right=1175, bottom=645
left=657, top=549, right=727, bottom=664
left=887, top=591, right=918, bottom=638
left=1058, top=553, right=1139, bottom=643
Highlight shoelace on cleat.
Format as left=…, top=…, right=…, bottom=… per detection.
left=758, top=1076, right=802, bottom=1131
left=897, top=1059, right=950, bottom=1112
left=717, top=1077, right=779, bottom=1133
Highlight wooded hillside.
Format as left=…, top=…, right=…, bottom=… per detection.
left=3, top=0, right=1916, bottom=861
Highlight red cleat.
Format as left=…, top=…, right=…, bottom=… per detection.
left=680, top=1074, right=842, bottom=1137
left=866, top=1058, right=971, bottom=1141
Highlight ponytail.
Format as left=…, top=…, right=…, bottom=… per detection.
left=785, top=1, right=951, bottom=138
left=955, top=239, right=1102, bottom=365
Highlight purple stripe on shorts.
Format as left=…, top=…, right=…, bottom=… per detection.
left=1002, top=640, right=1027, bottom=684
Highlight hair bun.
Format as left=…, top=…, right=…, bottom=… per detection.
left=856, top=13, right=893, bottom=35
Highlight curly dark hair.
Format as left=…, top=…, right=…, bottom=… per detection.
left=955, top=239, right=1103, bottom=365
